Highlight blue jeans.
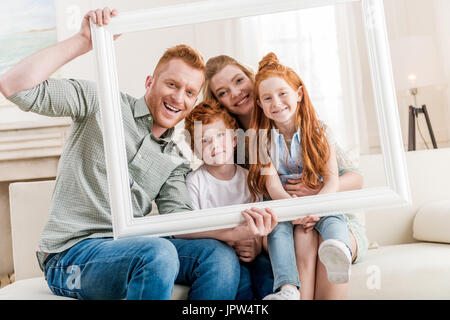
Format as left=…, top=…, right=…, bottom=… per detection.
left=267, top=221, right=300, bottom=291
left=236, top=253, right=274, bottom=300
left=315, top=214, right=352, bottom=256
left=44, top=236, right=240, bottom=300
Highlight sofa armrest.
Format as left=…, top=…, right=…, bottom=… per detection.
left=9, top=180, right=55, bottom=281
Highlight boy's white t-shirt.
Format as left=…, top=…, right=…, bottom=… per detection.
left=186, top=164, right=260, bottom=210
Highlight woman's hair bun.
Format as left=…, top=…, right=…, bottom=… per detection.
left=258, top=52, right=280, bottom=72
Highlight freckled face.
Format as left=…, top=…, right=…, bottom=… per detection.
left=198, top=119, right=236, bottom=166
left=209, top=65, right=253, bottom=117
left=257, top=76, right=300, bottom=126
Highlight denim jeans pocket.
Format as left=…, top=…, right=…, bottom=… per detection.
left=44, top=253, right=60, bottom=268
left=44, top=253, right=61, bottom=279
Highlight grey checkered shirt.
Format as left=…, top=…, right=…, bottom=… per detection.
left=7, top=78, right=193, bottom=270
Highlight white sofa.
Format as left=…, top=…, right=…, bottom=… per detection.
left=1, top=148, right=450, bottom=300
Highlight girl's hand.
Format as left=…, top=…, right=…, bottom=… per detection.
left=283, top=178, right=321, bottom=197
left=233, top=207, right=278, bottom=240
left=292, top=215, right=320, bottom=233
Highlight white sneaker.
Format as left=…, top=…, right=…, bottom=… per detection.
left=318, top=239, right=352, bottom=284
left=263, top=285, right=300, bottom=300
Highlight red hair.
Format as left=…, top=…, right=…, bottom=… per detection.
left=154, top=44, right=205, bottom=78
left=185, top=100, right=238, bottom=155
left=247, top=53, right=330, bottom=200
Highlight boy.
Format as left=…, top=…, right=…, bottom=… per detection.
left=183, top=100, right=275, bottom=300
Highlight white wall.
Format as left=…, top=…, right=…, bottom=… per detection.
left=383, top=0, right=450, bottom=152
left=433, top=0, right=450, bottom=147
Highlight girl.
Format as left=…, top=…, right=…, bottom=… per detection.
left=204, top=54, right=368, bottom=299
left=247, top=52, right=353, bottom=300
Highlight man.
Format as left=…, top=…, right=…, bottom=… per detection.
left=0, top=8, right=275, bottom=300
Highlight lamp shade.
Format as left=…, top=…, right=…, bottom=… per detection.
left=389, top=36, right=446, bottom=90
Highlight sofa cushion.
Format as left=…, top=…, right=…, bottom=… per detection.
left=0, top=277, right=70, bottom=300
left=413, top=200, right=450, bottom=244
left=0, top=277, right=190, bottom=300
left=348, top=242, right=450, bottom=299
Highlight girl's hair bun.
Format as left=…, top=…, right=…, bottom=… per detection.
left=258, top=52, right=280, bottom=72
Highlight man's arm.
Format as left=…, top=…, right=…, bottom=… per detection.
left=0, top=9, right=118, bottom=98
left=0, top=9, right=120, bottom=121
left=0, top=35, right=90, bottom=98
left=155, top=161, right=195, bottom=215
left=174, top=208, right=278, bottom=243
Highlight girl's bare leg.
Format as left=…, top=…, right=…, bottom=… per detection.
left=314, top=231, right=358, bottom=300
left=293, top=225, right=319, bottom=300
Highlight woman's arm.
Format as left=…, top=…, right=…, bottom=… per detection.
left=265, top=163, right=292, bottom=200
left=317, top=143, right=339, bottom=195
left=283, top=171, right=363, bottom=196
left=337, top=171, right=363, bottom=191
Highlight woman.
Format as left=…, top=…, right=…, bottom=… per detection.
left=203, top=54, right=368, bottom=299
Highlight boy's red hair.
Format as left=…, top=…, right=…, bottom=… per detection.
left=185, top=100, right=238, bottom=155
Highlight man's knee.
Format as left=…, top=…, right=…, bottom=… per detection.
left=135, top=237, right=179, bottom=276
left=201, top=239, right=240, bottom=278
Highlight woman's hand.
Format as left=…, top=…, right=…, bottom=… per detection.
left=233, top=207, right=278, bottom=241
left=283, top=178, right=321, bottom=197
left=292, top=215, right=320, bottom=233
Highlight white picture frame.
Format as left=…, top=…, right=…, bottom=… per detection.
left=90, top=0, right=411, bottom=240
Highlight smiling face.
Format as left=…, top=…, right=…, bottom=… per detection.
left=209, top=64, right=254, bottom=117
left=145, top=58, right=204, bottom=137
left=199, top=119, right=236, bottom=166
left=257, top=76, right=302, bottom=128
